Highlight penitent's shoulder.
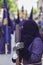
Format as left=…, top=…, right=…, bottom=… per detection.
left=33, top=37, right=43, bottom=44
left=32, top=37, right=43, bottom=54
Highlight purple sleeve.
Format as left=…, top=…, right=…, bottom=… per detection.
left=29, top=38, right=43, bottom=63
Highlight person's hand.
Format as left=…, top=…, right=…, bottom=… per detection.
left=16, top=42, right=24, bottom=49
left=13, top=42, right=24, bottom=50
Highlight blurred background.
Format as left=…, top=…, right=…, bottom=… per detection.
left=0, top=0, right=43, bottom=65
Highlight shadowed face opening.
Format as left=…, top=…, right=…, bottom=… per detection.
left=21, top=19, right=40, bottom=47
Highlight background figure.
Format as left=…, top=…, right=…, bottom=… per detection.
left=19, top=19, right=43, bottom=65
left=0, top=27, right=5, bottom=54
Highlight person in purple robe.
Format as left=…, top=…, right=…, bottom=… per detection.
left=19, top=19, right=43, bottom=65
left=12, top=8, right=43, bottom=65
left=18, top=8, right=43, bottom=65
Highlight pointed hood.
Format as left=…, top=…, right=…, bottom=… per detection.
left=3, top=0, right=8, bottom=20
left=21, top=6, right=24, bottom=12
left=15, top=10, right=20, bottom=24
left=29, top=7, right=33, bottom=19
left=4, top=0, right=7, bottom=9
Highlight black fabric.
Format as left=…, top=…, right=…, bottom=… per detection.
left=19, top=48, right=31, bottom=61
left=20, top=19, right=41, bottom=48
